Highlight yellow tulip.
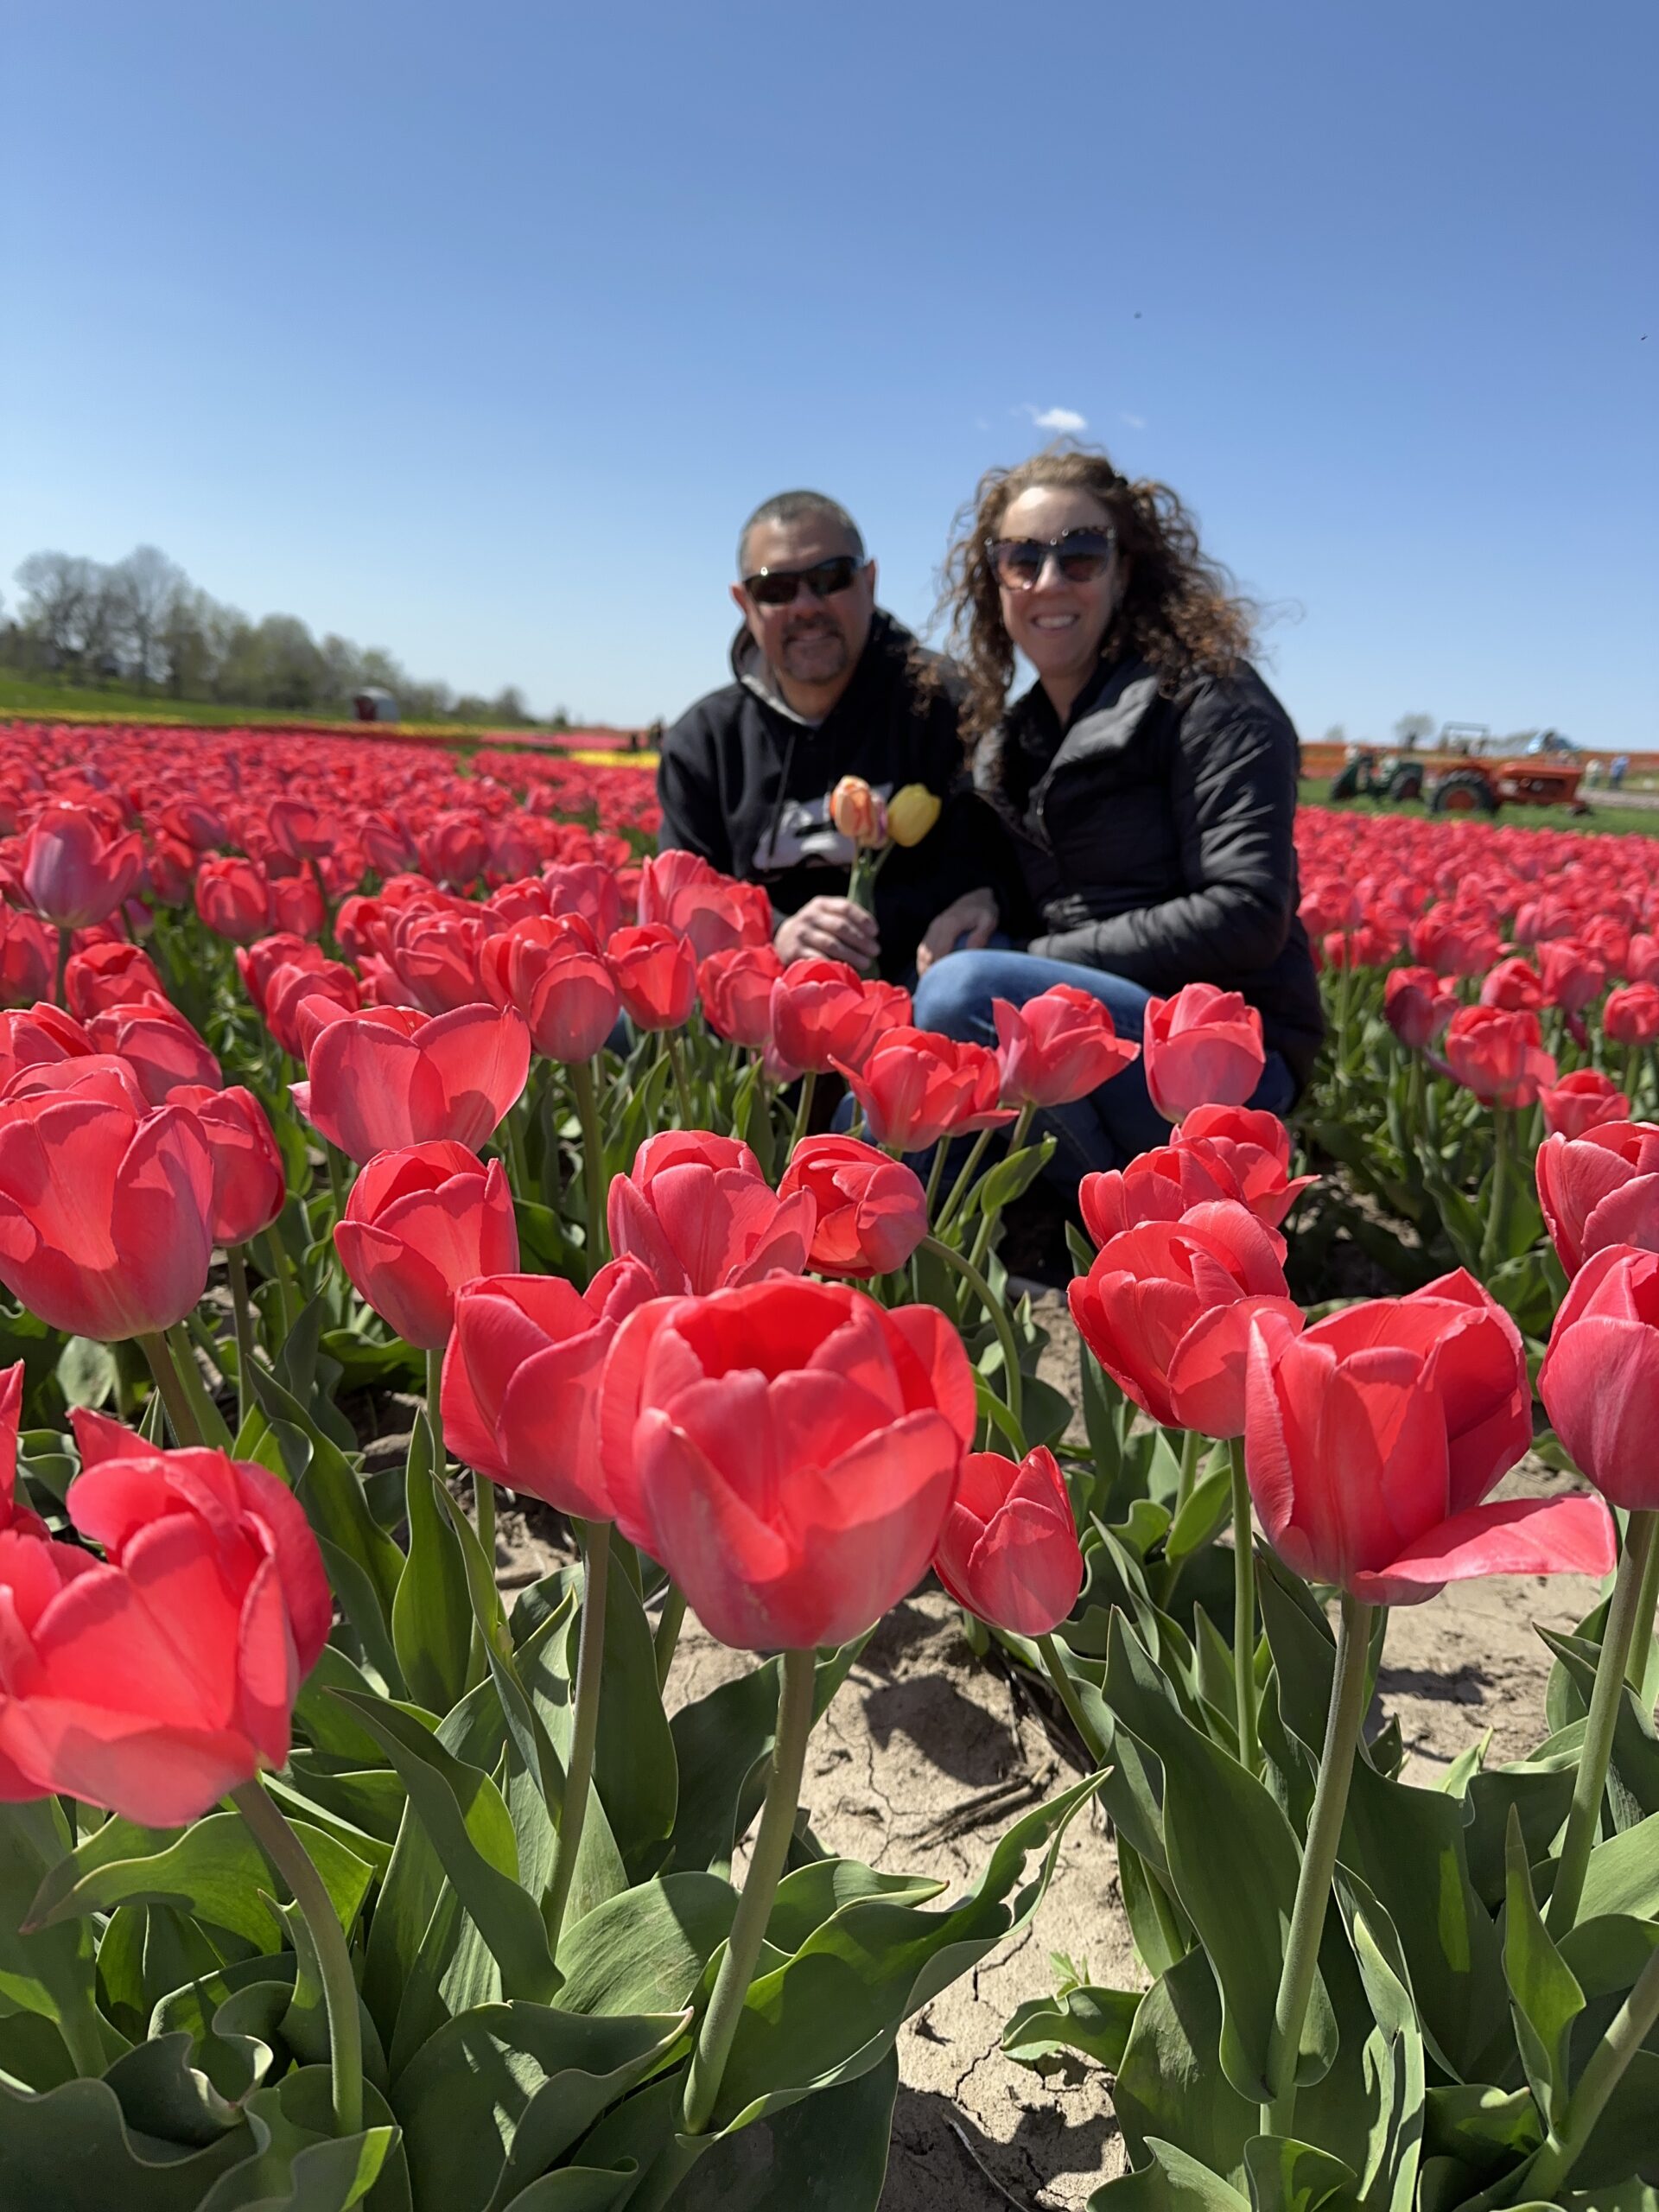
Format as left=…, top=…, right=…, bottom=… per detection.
left=886, top=784, right=942, bottom=848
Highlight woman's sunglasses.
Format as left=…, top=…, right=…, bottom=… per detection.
left=743, top=554, right=868, bottom=607
left=988, top=528, right=1116, bottom=589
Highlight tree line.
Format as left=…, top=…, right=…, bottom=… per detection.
left=1, top=545, right=566, bottom=727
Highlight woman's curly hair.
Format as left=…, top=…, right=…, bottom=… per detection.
left=937, top=443, right=1259, bottom=746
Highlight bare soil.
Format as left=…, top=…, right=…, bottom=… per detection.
left=481, top=1287, right=1605, bottom=2211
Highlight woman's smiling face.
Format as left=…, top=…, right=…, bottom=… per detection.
left=994, top=483, right=1127, bottom=702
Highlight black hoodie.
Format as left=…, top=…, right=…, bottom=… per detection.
left=657, top=611, right=1017, bottom=980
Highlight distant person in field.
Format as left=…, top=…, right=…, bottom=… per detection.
left=911, top=444, right=1324, bottom=1173
left=656, top=491, right=1014, bottom=982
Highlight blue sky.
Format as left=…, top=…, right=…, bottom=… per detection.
left=3, top=3, right=1654, bottom=744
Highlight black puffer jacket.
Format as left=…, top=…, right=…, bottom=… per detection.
left=976, top=654, right=1325, bottom=1086
left=658, top=611, right=1014, bottom=981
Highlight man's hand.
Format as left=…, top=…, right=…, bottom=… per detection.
left=774, top=896, right=880, bottom=971
left=915, top=888, right=998, bottom=976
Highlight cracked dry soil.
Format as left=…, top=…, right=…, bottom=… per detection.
left=490, top=1290, right=1608, bottom=2210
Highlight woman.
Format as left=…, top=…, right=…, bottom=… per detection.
left=912, top=444, right=1323, bottom=1173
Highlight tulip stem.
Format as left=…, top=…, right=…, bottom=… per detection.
left=325, top=1141, right=348, bottom=1223
left=788, top=1069, right=818, bottom=1155
left=166, top=1321, right=232, bottom=1449
left=1037, top=1631, right=1109, bottom=1765
left=1479, top=1105, right=1515, bottom=1271
left=231, top=1776, right=362, bottom=2139
left=137, top=1330, right=205, bottom=1447
left=1626, top=1523, right=1659, bottom=1700
left=258, top=1224, right=302, bottom=1337
left=968, top=1109, right=1035, bottom=1275
left=922, top=1140, right=950, bottom=1222
left=653, top=1584, right=686, bottom=1691
left=545, top=1518, right=609, bottom=1955
left=1262, top=1592, right=1373, bottom=2138
left=664, top=1032, right=696, bottom=1126
left=54, top=925, right=73, bottom=1008
left=1176, top=1427, right=1204, bottom=1510
left=226, top=1243, right=260, bottom=1435
left=1520, top=1936, right=1659, bottom=2202
left=934, top=1128, right=992, bottom=1236
left=569, top=1057, right=610, bottom=1274
left=635, top=1643, right=816, bottom=2212
left=1230, top=1438, right=1261, bottom=1775
left=1546, top=1509, right=1657, bottom=1936
left=920, top=1235, right=1022, bottom=1439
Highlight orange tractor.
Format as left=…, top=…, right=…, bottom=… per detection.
left=1328, top=726, right=1588, bottom=817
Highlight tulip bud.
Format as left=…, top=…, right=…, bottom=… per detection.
left=932, top=1446, right=1084, bottom=1637
left=886, top=785, right=942, bottom=848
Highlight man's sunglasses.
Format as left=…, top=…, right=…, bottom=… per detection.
left=987, top=528, right=1116, bottom=589
left=743, top=554, right=868, bottom=607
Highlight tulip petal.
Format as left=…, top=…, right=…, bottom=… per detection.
left=1351, top=1492, right=1617, bottom=1605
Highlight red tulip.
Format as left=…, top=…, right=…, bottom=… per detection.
left=1540, top=1068, right=1630, bottom=1142
left=0, top=1421, right=332, bottom=1823
left=1605, top=984, right=1659, bottom=1047
left=607, top=924, right=698, bottom=1031
left=638, top=850, right=773, bottom=960
left=1539, top=938, right=1607, bottom=1017
left=1071, top=1201, right=1300, bottom=1437
left=0, top=911, right=53, bottom=1009
left=993, top=985, right=1141, bottom=1108
left=0, top=1363, right=48, bottom=1541
left=779, top=1134, right=929, bottom=1278
left=1478, top=957, right=1544, bottom=1014
left=1540, top=1246, right=1659, bottom=1510
left=0, top=1077, right=213, bottom=1339
left=420, top=811, right=488, bottom=892
left=481, top=914, right=619, bottom=1064
left=87, top=993, right=221, bottom=1105
left=20, top=803, right=144, bottom=929
left=0, top=1003, right=96, bottom=1088
left=264, top=869, right=326, bottom=942
left=1383, top=966, right=1458, bottom=1052
left=1408, top=912, right=1501, bottom=980
left=1174, top=1105, right=1315, bottom=1228
left=64, top=941, right=164, bottom=1020
left=264, top=957, right=360, bottom=1060
left=169, top=1084, right=287, bottom=1248
left=1442, top=1005, right=1556, bottom=1109
left=769, top=958, right=907, bottom=1075
left=607, top=1129, right=814, bottom=1294
left=597, top=1277, right=977, bottom=1649
left=237, top=933, right=319, bottom=1020
left=383, top=905, right=493, bottom=1014
left=841, top=1027, right=1016, bottom=1153
left=335, top=1141, right=519, bottom=1349
left=293, top=1001, right=531, bottom=1164
left=1627, top=934, right=1659, bottom=988
left=1536, top=1121, right=1659, bottom=1276
left=1141, top=983, right=1266, bottom=1122
left=931, top=1446, right=1084, bottom=1637
left=267, top=798, right=334, bottom=862
left=442, top=1258, right=657, bottom=1518
left=699, top=944, right=785, bottom=1051
left=195, top=855, right=271, bottom=944
left=1245, top=1269, right=1611, bottom=1603
left=543, top=861, right=623, bottom=943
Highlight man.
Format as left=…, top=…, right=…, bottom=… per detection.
left=657, top=491, right=1011, bottom=980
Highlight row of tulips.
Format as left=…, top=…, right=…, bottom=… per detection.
left=0, top=717, right=1655, bottom=2210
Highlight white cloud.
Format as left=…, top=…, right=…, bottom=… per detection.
left=1020, top=403, right=1088, bottom=433
left=1120, top=411, right=1147, bottom=430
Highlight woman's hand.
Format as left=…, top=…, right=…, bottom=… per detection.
left=774, top=897, right=880, bottom=971
left=915, top=888, right=998, bottom=976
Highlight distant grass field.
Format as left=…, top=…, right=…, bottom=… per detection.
left=0, top=674, right=373, bottom=728
left=1296, top=778, right=1659, bottom=840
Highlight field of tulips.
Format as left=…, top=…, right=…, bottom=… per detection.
left=0, top=716, right=1656, bottom=2210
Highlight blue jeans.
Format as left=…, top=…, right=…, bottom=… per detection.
left=910, top=948, right=1295, bottom=1182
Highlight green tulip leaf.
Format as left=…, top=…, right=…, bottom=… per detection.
left=1502, top=1805, right=1584, bottom=2130
left=1091, top=2137, right=1252, bottom=2212
left=390, top=2002, right=685, bottom=2212
left=703, top=1772, right=1099, bottom=2132
left=391, top=1419, right=475, bottom=1718
left=555, top=1872, right=738, bottom=2015
left=0, top=2070, right=254, bottom=2209
left=194, top=2065, right=405, bottom=2210
left=654, top=2047, right=900, bottom=2211
left=1104, top=1614, right=1334, bottom=2103
left=1462, top=1763, right=1578, bottom=1910
left=249, top=1359, right=404, bottom=1622
left=336, top=1691, right=560, bottom=2004
left=0, top=1800, right=105, bottom=2066
left=1001, top=1981, right=1143, bottom=2077
left=1536, top=1628, right=1659, bottom=1827
left=27, top=1810, right=372, bottom=1954
left=493, top=2166, right=638, bottom=2212
left=55, top=1334, right=117, bottom=1410
left=1575, top=1805, right=1659, bottom=1923
left=1241, top=2136, right=1358, bottom=2212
